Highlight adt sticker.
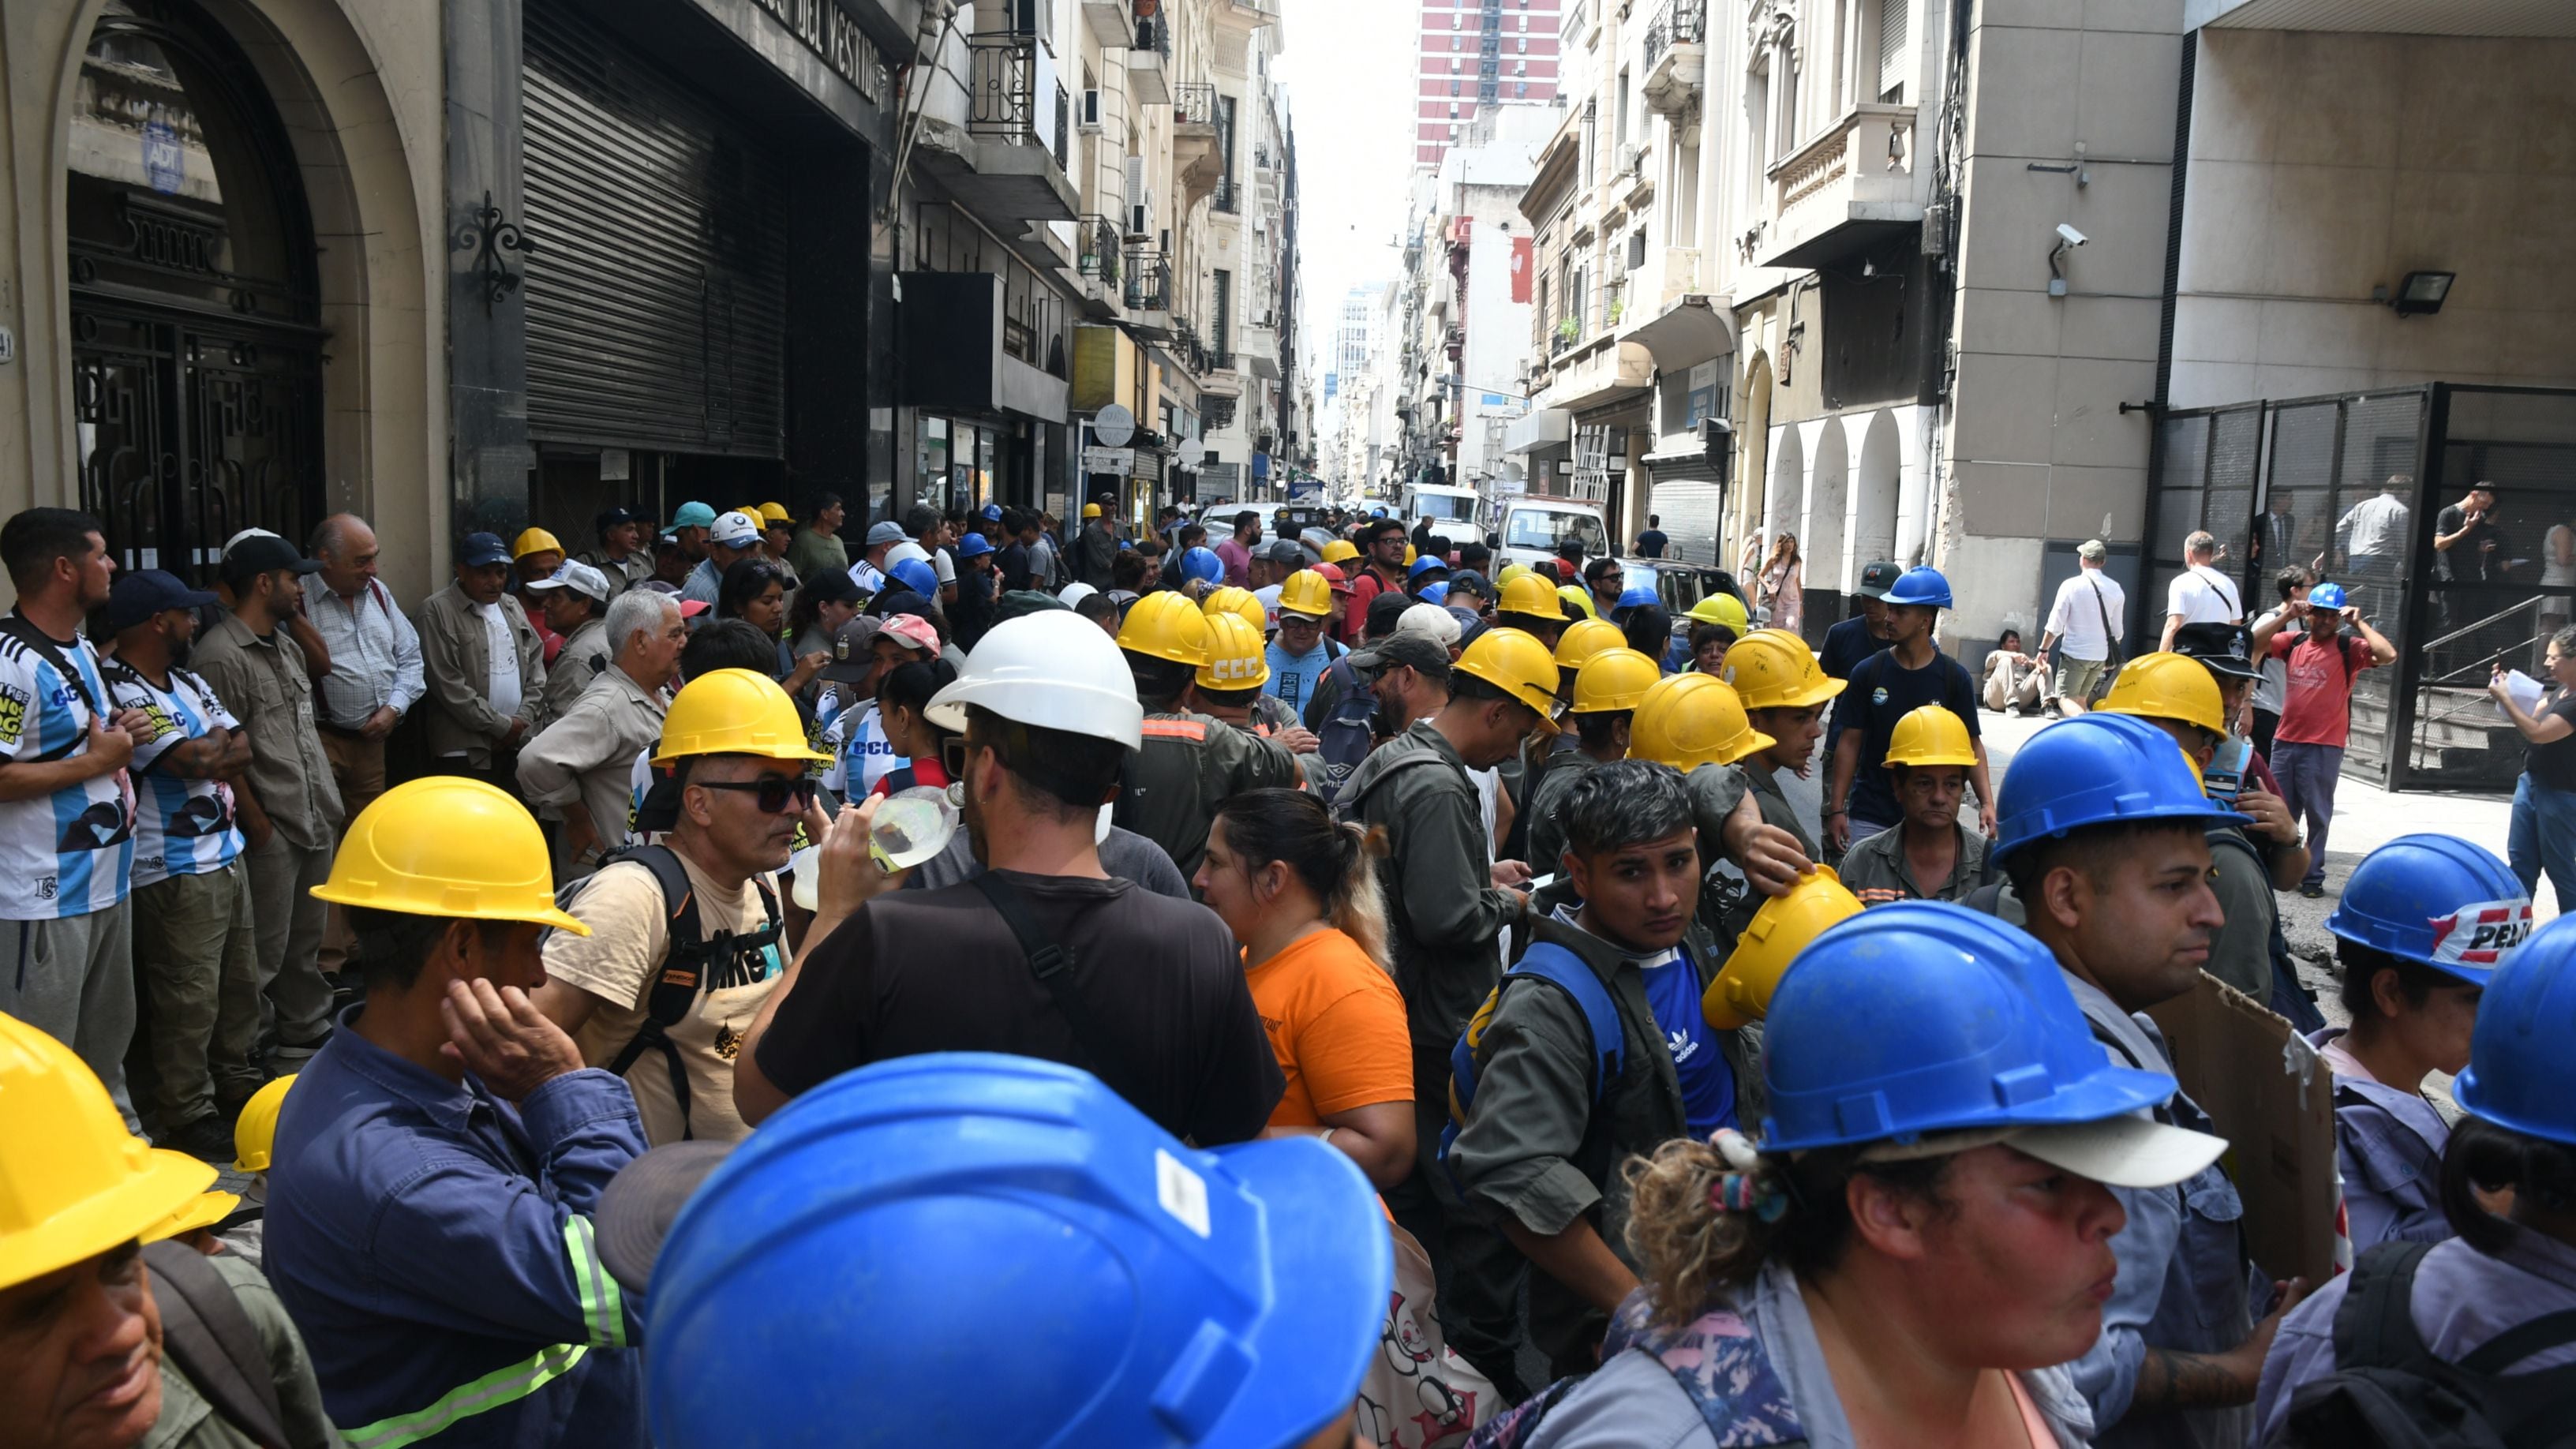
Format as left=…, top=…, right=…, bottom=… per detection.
left=143, top=119, right=184, bottom=195
left=1155, top=1148, right=1211, bottom=1238
left=2428, top=898, right=2533, bottom=968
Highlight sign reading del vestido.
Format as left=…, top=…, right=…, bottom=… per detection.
left=750, top=0, right=886, bottom=103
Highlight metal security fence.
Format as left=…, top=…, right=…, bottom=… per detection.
left=2143, top=384, right=2576, bottom=791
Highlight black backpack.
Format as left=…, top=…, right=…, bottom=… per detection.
left=561, top=844, right=781, bottom=1140
left=1311, top=657, right=1384, bottom=805
left=2271, top=1241, right=2576, bottom=1447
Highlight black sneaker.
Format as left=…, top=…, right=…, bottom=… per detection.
left=2299, top=882, right=2326, bottom=899
left=166, top=1114, right=238, bottom=1164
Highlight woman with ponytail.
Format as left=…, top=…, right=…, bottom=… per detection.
left=1477, top=901, right=2224, bottom=1448
left=1195, top=788, right=1414, bottom=1189
left=2256, top=912, right=2576, bottom=1445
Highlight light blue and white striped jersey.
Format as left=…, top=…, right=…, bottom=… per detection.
left=0, top=627, right=134, bottom=918
left=103, top=659, right=244, bottom=888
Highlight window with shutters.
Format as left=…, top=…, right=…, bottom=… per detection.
left=1877, top=0, right=1908, bottom=104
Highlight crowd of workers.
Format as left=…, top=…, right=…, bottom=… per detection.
left=6, top=489, right=2576, bottom=1449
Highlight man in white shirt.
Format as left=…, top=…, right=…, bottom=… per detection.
left=2335, top=473, right=2413, bottom=622
left=848, top=520, right=907, bottom=597
left=886, top=504, right=958, bottom=605
left=2039, top=539, right=2127, bottom=714
left=2161, top=530, right=2243, bottom=652
left=306, top=513, right=425, bottom=977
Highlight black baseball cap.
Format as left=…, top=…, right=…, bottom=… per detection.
left=1854, top=560, right=1903, bottom=600
left=594, top=505, right=642, bottom=534
left=225, top=535, right=326, bottom=584
left=1350, top=632, right=1453, bottom=678
left=104, top=569, right=219, bottom=634
left=2172, top=622, right=2261, bottom=680
left=1363, top=590, right=1414, bottom=639
left=457, top=532, right=512, bottom=568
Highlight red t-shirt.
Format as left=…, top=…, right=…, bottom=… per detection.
left=2269, top=631, right=2374, bottom=749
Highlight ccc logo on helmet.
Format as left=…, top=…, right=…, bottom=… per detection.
left=1211, top=658, right=1258, bottom=682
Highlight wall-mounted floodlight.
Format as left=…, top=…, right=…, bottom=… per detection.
left=2383, top=271, right=2454, bottom=318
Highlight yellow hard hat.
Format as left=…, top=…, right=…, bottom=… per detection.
left=1687, top=593, right=1751, bottom=632
left=1082, top=503, right=1103, bottom=519
left=1720, top=628, right=1847, bottom=711
left=758, top=502, right=792, bottom=525
left=311, top=777, right=590, bottom=934
left=1705, top=866, right=1863, bottom=1029
left=1276, top=569, right=1334, bottom=620
left=1552, top=616, right=1627, bottom=670
left=1572, top=648, right=1661, bottom=714
left=233, top=1073, right=298, bottom=1172
left=1558, top=584, right=1597, bottom=620
left=1630, top=672, right=1775, bottom=772
left=1497, top=571, right=1568, bottom=622
left=2099, top=652, right=2230, bottom=739
left=654, top=668, right=836, bottom=766
left=142, top=1174, right=242, bottom=1245
left=1404, top=544, right=1418, bottom=567
left=0, top=1014, right=214, bottom=1291
left=511, top=527, right=564, bottom=560
left=1117, top=589, right=1214, bottom=667
left=1197, top=612, right=1272, bottom=692
left=1320, top=539, right=1361, bottom=566
left=1453, top=627, right=1562, bottom=733
left=1202, top=586, right=1267, bottom=635
left=1495, top=562, right=1530, bottom=587
left=1883, top=705, right=1979, bottom=769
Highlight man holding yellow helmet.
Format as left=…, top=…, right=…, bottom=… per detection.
left=263, top=776, right=652, bottom=1447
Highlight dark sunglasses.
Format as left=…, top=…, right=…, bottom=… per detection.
left=693, top=776, right=820, bottom=814
left=942, top=736, right=975, bottom=780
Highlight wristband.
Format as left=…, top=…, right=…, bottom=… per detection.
left=1822, top=807, right=1847, bottom=818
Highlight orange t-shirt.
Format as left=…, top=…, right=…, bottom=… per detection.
left=1245, top=927, right=1414, bottom=1129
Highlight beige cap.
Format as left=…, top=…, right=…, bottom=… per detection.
left=2077, top=539, right=2109, bottom=562
left=1858, top=1114, right=2226, bottom=1191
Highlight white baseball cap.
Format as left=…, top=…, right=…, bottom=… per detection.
left=1395, top=601, right=1462, bottom=648
left=711, top=511, right=765, bottom=549
left=526, top=560, right=613, bottom=604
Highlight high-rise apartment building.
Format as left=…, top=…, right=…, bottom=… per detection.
left=1337, top=284, right=1383, bottom=378
left=1415, top=0, right=1561, bottom=169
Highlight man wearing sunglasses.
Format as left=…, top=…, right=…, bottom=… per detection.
left=530, top=667, right=833, bottom=1146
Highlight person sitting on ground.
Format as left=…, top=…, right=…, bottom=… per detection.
left=1448, top=760, right=1773, bottom=1381
left=0, top=1016, right=342, bottom=1449
left=2253, top=912, right=2576, bottom=1445
left=1193, top=788, right=1415, bottom=1192
left=1489, top=900, right=2225, bottom=1447
left=262, top=777, right=649, bottom=1446
left=1983, top=626, right=2046, bottom=714
left=2308, top=834, right=2522, bottom=1254
left=1840, top=706, right=1997, bottom=907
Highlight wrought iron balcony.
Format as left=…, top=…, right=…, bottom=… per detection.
left=1174, top=81, right=1219, bottom=129
left=1077, top=215, right=1122, bottom=286
left=968, top=32, right=1060, bottom=152
left=1213, top=177, right=1239, bottom=214
left=1129, top=14, right=1173, bottom=104
left=1642, top=0, right=1706, bottom=118
left=1123, top=246, right=1170, bottom=313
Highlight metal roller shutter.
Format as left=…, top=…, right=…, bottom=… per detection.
left=1649, top=466, right=1724, bottom=567
left=522, top=2, right=789, bottom=456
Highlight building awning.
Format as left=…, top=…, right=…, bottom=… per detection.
left=1503, top=408, right=1573, bottom=455
left=1626, top=294, right=1737, bottom=370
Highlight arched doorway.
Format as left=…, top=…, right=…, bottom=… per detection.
left=1803, top=418, right=1848, bottom=597
left=1852, top=410, right=1900, bottom=578
left=1735, top=353, right=1773, bottom=571
left=66, top=0, right=322, bottom=581
left=1764, top=414, right=1802, bottom=552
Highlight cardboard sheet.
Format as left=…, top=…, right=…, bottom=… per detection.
left=2147, top=972, right=2341, bottom=1286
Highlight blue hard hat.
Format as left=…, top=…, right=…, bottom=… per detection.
left=890, top=558, right=940, bottom=598
left=1761, top=901, right=2182, bottom=1152
left=1181, top=546, right=1225, bottom=586
left=2308, top=582, right=2347, bottom=612
left=1372, top=506, right=1387, bottom=517
left=1993, top=713, right=2247, bottom=861
left=1408, top=554, right=1449, bottom=582
left=980, top=502, right=1004, bottom=522
left=1615, top=585, right=1660, bottom=612
left=1884, top=566, right=1953, bottom=609
left=2324, top=834, right=2529, bottom=986
left=1119, top=538, right=1136, bottom=551
left=2454, top=914, right=2576, bottom=1148
left=1420, top=582, right=1451, bottom=607
left=647, top=1054, right=1391, bottom=1448
left=955, top=532, right=997, bottom=560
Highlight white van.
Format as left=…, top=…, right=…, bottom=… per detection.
left=1495, top=496, right=1609, bottom=571
left=1402, top=483, right=1482, bottom=539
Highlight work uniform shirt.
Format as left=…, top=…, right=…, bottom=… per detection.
left=264, top=1010, right=648, bottom=1449
left=1830, top=648, right=1980, bottom=832
left=414, top=586, right=545, bottom=769
left=2255, top=1231, right=2576, bottom=1444
left=575, top=548, right=653, bottom=596
left=145, top=1251, right=343, bottom=1449
left=1838, top=821, right=1992, bottom=907
left=192, top=613, right=343, bottom=853
left=0, top=621, right=133, bottom=918
left=1111, top=710, right=1300, bottom=882
left=515, top=667, right=668, bottom=878
left=101, top=660, right=244, bottom=889
left=1524, top=750, right=1612, bottom=880
left=536, top=618, right=610, bottom=732
left=2057, top=970, right=2253, bottom=1449
left=781, top=530, right=846, bottom=586
left=2310, top=1026, right=2453, bottom=1252
left=753, top=871, right=1282, bottom=1144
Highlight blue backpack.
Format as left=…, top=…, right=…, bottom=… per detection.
left=1438, top=942, right=1626, bottom=1188
left=1311, top=657, right=1384, bottom=805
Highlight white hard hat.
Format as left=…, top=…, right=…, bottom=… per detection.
left=926, top=612, right=1143, bottom=750
left=1058, top=581, right=1099, bottom=608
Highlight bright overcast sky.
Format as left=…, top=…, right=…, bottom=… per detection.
left=1277, top=0, right=1415, bottom=377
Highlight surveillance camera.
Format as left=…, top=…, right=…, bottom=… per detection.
left=2056, top=224, right=2089, bottom=248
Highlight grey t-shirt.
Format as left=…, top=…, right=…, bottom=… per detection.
left=904, top=822, right=1193, bottom=900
